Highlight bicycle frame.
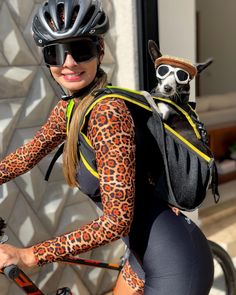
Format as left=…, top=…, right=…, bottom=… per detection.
left=61, top=255, right=122, bottom=270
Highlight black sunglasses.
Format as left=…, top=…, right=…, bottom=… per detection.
left=43, top=39, right=99, bottom=66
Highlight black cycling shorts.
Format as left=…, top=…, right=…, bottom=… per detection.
left=128, top=207, right=214, bottom=295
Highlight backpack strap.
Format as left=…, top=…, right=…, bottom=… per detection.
left=44, top=143, right=64, bottom=181
left=141, top=91, right=177, bottom=205
left=103, top=86, right=205, bottom=141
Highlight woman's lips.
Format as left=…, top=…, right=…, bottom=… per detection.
left=63, top=72, right=84, bottom=81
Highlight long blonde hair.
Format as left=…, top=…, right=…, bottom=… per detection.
left=63, top=69, right=107, bottom=187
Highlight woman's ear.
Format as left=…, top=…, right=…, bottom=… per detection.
left=98, top=53, right=104, bottom=66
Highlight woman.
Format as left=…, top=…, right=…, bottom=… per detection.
left=0, top=0, right=214, bottom=294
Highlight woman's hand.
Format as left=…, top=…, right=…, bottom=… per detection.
left=0, top=244, right=37, bottom=269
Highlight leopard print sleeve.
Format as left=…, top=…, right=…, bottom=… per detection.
left=33, top=97, right=136, bottom=265
left=0, top=100, right=67, bottom=184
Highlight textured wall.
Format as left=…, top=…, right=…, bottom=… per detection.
left=0, top=1, right=138, bottom=294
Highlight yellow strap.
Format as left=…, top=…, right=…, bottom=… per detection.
left=152, top=96, right=201, bottom=139
left=164, top=124, right=211, bottom=162
left=66, top=99, right=75, bottom=135
left=106, top=85, right=145, bottom=96
left=80, top=152, right=99, bottom=179
left=105, top=86, right=201, bottom=139
left=79, top=93, right=152, bottom=147
left=80, top=91, right=202, bottom=148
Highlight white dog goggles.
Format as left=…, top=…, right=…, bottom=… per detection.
left=156, top=64, right=191, bottom=84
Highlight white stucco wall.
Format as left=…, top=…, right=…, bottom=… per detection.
left=196, top=0, right=236, bottom=95
left=158, top=0, right=196, bottom=102
left=110, top=1, right=139, bottom=89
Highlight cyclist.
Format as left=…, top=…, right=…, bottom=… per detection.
left=0, top=0, right=214, bottom=294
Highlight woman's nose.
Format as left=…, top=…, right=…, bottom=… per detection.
left=63, top=53, right=78, bottom=67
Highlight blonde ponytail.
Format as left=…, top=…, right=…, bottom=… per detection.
left=63, top=70, right=107, bottom=187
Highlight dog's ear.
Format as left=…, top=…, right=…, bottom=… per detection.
left=148, top=40, right=162, bottom=63
left=196, top=58, right=213, bottom=74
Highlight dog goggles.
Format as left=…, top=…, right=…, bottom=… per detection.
left=156, top=64, right=191, bottom=84
left=43, top=39, right=99, bottom=66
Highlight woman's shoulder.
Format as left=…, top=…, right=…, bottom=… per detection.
left=87, top=95, right=135, bottom=143
left=45, top=99, right=68, bottom=127
left=91, top=96, right=129, bottom=115
left=50, top=99, right=67, bottom=116
left=88, top=95, right=134, bottom=130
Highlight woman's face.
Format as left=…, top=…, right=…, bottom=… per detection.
left=49, top=41, right=103, bottom=94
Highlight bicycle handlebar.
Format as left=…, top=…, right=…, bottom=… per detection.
left=2, top=264, right=45, bottom=295
left=0, top=217, right=121, bottom=294
left=2, top=264, right=72, bottom=294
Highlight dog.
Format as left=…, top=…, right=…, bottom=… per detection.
left=148, top=40, right=212, bottom=121
left=147, top=40, right=213, bottom=152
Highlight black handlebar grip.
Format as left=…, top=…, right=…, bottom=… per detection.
left=56, top=287, right=72, bottom=295
left=3, top=264, right=20, bottom=280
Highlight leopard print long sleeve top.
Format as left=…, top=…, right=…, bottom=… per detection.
left=0, top=100, right=67, bottom=184
left=31, top=97, right=135, bottom=265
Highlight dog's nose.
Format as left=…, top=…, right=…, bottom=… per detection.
left=164, top=85, right=172, bottom=92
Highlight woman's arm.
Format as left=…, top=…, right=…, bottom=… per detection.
left=31, top=97, right=136, bottom=266
left=0, top=97, right=136, bottom=268
left=0, top=100, right=67, bottom=185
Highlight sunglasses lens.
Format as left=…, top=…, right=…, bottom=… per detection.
left=157, top=65, right=170, bottom=77
left=71, top=40, right=98, bottom=63
left=43, top=45, right=58, bottom=66
left=43, top=39, right=98, bottom=66
left=176, top=70, right=189, bottom=82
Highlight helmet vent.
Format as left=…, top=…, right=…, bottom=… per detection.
left=45, top=12, right=57, bottom=31
left=81, top=5, right=95, bottom=28
left=57, top=3, right=65, bottom=28
left=71, top=5, right=80, bottom=25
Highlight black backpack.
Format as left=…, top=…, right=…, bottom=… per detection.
left=46, top=86, right=220, bottom=211
left=92, top=86, right=220, bottom=211
left=142, top=90, right=219, bottom=211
